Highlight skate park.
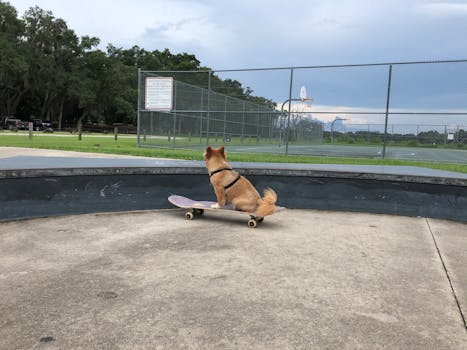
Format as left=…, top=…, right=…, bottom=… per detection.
left=0, top=147, right=466, bottom=349
left=2, top=62, right=467, bottom=348
left=2, top=3, right=467, bottom=345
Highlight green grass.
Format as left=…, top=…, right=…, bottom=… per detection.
left=1, top=132, right=466, bottom=174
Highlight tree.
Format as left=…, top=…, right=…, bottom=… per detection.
left=22, top=6, right=83, bottom=125
left=417, top=130, right=443, bottom=144
left=69, top=46, right=137, bottom=130
left=0, top=1, right=27, bottom=115
left=1, top=3, right=275, bottom=130
left=102, top=49, right=137, bottom=124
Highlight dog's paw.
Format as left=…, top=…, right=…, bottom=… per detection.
left=211, top=203, right=221, bottom=209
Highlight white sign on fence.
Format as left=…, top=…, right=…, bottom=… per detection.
left=145, top=77, right=173, bottom=110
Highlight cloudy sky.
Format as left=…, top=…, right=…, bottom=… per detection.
left=11, top=0, right=467, bottom=125
left=11, top=0, right=467, bottom=67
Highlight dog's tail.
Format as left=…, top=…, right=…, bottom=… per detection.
left=255, top=188, right=278, bottom=218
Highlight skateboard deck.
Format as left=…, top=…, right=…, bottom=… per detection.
left=168, top=195, right=272, bottom=227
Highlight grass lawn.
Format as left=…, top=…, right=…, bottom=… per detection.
left=1, top=132, right=466, bottom=174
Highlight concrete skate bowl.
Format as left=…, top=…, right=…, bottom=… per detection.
left=1, top=159, right=466, bottom=223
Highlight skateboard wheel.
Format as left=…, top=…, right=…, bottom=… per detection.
left=248, top=219, right=257, bottom=228
left=185, top=212, right=194, bottom=220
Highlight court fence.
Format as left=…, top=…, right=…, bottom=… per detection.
left=137, top=60, right=467, bottom=164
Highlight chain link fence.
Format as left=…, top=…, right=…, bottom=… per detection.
left=137, top=70, right=323, bottom=151
left=137, top=60, right=467, bottom=164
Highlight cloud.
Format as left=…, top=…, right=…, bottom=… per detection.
left=12, top=0, right=467, bottom=69
left=418, top=1, right=467, bottom=16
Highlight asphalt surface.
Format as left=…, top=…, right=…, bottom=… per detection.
left=240, top=144, right=467, bottom=163
left=1, top=147, right=466, bottom=181
left=154, top=143, right=467, bottom=164
left=0, top=147, right=466, bottom=349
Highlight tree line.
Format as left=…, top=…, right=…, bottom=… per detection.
left=0, top=2, right=275, bottom=130
left=327, top=129, right=466, bottom=147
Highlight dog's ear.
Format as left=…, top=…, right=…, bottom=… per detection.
left=219, top=146, right=227, bottom=160
left=204, top=146, right=212, bottom=159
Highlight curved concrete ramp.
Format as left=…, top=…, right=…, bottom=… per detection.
left=0, top=150, right=466, bottom=222
left=0, top=210, right=466, bottom=349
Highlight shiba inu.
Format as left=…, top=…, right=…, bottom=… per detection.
left=204, top=146, right=279, bottom=218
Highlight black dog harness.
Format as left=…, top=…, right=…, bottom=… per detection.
left=209, top=167, right=241, bottom=190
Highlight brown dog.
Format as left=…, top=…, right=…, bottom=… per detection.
left=204, top=146, right=278, bottom=218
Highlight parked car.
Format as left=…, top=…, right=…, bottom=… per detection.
left=1, top=117, right=23, bottom=130
left=18, top=120, right=29, bottom=130
left=32, top=119, right=53, bottom=131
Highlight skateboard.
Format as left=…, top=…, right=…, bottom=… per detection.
left=168, top=195, right=276, bottom=228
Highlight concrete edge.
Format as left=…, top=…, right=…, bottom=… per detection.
left=1, top=166, right=466, bottom=186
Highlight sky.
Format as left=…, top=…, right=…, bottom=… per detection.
left=10, top=0, right=467, bottom=127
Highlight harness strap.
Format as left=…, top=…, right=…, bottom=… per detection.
left=209, top=167, right=241, bottom=190
left=209, top=167, right=232, bottom=177
left=224, top=174, right=241, bottom=190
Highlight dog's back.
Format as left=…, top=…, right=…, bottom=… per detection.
left=204, top=146, right=278, bottom=217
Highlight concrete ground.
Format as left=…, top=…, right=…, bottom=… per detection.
left=0, top=146, right=164, bottom=159
left=1, top=209, right=466, bottom=349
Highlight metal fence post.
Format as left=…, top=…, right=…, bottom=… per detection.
left=256, top=105, right=260, bottom=144
left=172, top=81, right=177, bottom=147
left=241, top=101, right=245, bottom=143
left=285, top=68, right=294, bottom=155
left=206, top=70, right=212, bottom=146
left=199, top=89, right=204, bottom=144
left=269, top=111, right=272, bottom=141
left=223, top=95, right=227, bottom=142
left=137, top=68, right=141, bottom=147
left=382, top=64, right=393, bottom=159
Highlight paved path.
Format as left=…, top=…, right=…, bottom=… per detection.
left=1, top=147, right=466, bottom=181
left=0, top=146, right=163, bottom=159
left=1, top=209, right=466, bottom=349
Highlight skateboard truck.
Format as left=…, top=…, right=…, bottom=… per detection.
left=184, top=207, right=263, bottom=228
left=247, top=215, right=264, bottom=228
left=184, top=208, right=204, bottom=220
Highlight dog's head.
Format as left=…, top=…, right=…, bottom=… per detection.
left=204, top=146, right=227, bottom=169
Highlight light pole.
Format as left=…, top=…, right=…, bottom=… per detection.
left=330, top=116, right=347, bottom=144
